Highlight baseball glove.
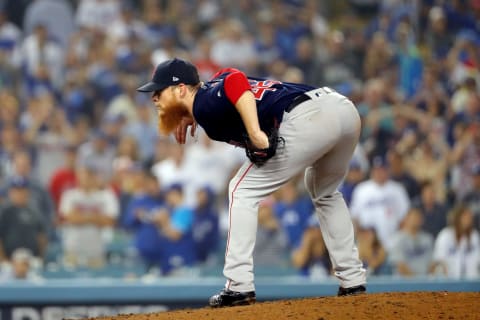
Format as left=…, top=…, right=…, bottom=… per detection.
left=244, top=127, right=284, bottom=167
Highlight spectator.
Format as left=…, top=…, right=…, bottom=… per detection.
left=356, top=225, right=388, bottom=276
left=450, top=112, right=480, bottom=201
left=404, top=135, right=450, bottom=203
left=76, top=129, right=116, bottom=185
left=0, top=124, right=23, bottom=184
left=415, top=181, right=448, bottom=238
left=100, top=113, right=127, bottom=148
left=363, top=32, right=394, bottom=79
left=411, top=65, right=449, bottom=118
left=318, top=30, right=358, bottom=87
left=463, top=165, right=480, bottom=230
left=122, top=168, right=164, bottom=270
left=114, top=134, right=140, bottom=163
left=151, top=141, right=190, bottom=191
left=451, top=77, right=478, bottom=115
left=252, top=20, right=281, bottom=73
left=192, top=186, right=219, bottom=265
left=425, top=6, right=454, bottom=61
left=432, top=204, right=480, bottom=279
left=58, top=164, right=119, bottom=268
left=393, top=21, right=423, bottom=100
left=106, top=0, right=147, bottom=46
left=15, top=23, right=64, bottom=95
left=123, top=94, right=158, bottom=162
left=23, top=0, right=75, bottom=48
left=292, top=36, right=322, bottom=87
left=210, top=19, right=256, bottom=70
left=0, top=91, right=20, bottom=128
left=192, top=36, right=221, bottom=81
left=351, top=155, right=410, bottom=250
left=340, top=160, right=365, bottom=207
left=0, top=9, right=22, bottom=69
left=48, top=144, right=78, bottom=213
left=24, top=102, right=75, bottom=186
left=0, top=248, right=42, bottom=282
left=254, top=196, right=289, bottom=267
left=112, top=159, right=150, bottom=227
left=75, top=0, right=121, bottom=33
left=105, top=74, right=141, bottom=123
left=387, top=149, right=420, bottom=201
left=150, top=183, right=196, bottom=275
left=291, top=217, right=331, bottom=279
left=273, top=179, right=314, bottom=250
left=8, top=150, right=55, bottom=235
left=140, top=0, right=176, bottom=49
left=0, top=177, right=48, bottom=262
left=357, top=78, right=395, bottom=156
left=389, top=207, right=434, bottom=277
left=446, top=29, right=480, bottom=89
left=183, top=129, right=244, bottom=206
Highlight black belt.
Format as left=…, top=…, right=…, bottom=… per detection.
left=285, top=93, right=311, bottom=113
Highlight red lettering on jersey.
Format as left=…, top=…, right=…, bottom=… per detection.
left=249, top=80, right=282, bottom=100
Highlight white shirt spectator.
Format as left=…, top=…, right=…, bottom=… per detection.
left=23, top=0, right=75, bottom=47
left=184, top=130, right=245, bottom=197
left=151, top=143, right=190, bottom=197
left=350, top=179, right=410, bottom=250
left=210, top=19, right=256, bottom=69
left=433, top=227, right=480, bottom=279
left=15, top=29, right=64, bottom=90
left=59, top=187, right=119, bottom=266
left=76, top=0, right=121, bottom=32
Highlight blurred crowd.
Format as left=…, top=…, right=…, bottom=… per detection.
left=0, top=0, right=479, bottom=282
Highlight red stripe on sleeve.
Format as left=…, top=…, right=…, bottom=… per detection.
left=224, top=71, right=251, bottom=105
left=210, top=67, right=242, bottom=80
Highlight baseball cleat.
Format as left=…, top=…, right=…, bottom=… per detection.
left=337, top=285, right=366, bottom=296
left=209, top=289, right=256, bottom=307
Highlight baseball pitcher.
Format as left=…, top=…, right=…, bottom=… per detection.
left=137, top=58, right=367, bottom=307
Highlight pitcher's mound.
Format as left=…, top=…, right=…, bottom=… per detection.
left=96, top=291, right=479, bottom=320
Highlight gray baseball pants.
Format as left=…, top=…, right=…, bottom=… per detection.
left=224, top=88, right=366, bottom=292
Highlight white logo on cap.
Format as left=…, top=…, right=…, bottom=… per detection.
left=172, top=76, right=179, bottom=81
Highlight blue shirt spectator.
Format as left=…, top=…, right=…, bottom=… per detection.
left=192, top=186, right=219, bottom=264
left=274, top=180, right=314, bottom=249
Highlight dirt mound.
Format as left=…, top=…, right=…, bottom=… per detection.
left=94, top=292, right=479, bottom=320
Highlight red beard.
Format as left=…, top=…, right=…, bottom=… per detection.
left=157, top=102, right=190, bottom=135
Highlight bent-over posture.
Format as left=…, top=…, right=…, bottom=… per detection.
left=137, top=58, right=367, bottom=307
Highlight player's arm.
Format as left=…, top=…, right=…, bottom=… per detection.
left=224, top=71, right=269, bottom=149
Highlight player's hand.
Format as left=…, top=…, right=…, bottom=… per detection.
left=249, top=130, right=269, bottom=149
left=175, top=116, right=197, bottom=144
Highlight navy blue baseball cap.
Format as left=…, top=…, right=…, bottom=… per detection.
left=137, top=58, right=200, bottom=93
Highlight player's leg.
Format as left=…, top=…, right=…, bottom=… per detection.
left=213, top=117, right=312, bottom=307
left=303, top=95, right=366, bottom=291
left=222, top=159, right=305, bottom=293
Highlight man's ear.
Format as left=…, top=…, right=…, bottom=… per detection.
left=176, top=84, right=187, bottom=98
